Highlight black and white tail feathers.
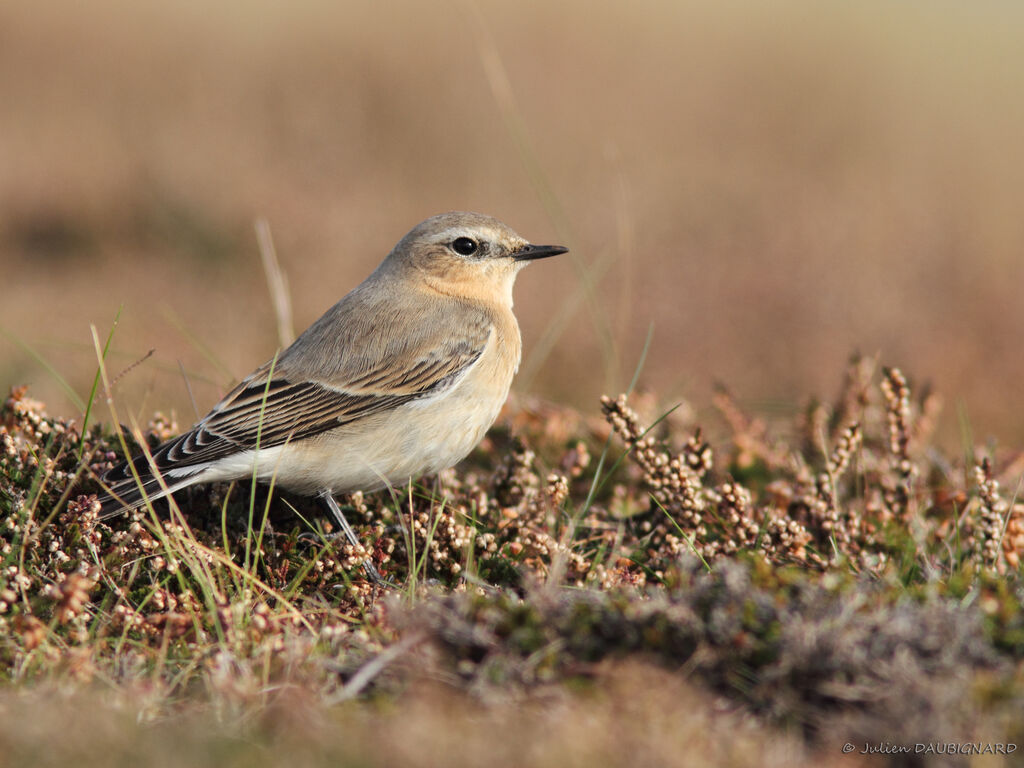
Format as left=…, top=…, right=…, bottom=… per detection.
left=97, top=439, right=205, bottom=519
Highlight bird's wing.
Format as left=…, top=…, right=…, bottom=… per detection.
left=104, top=298, right=493, bottom=481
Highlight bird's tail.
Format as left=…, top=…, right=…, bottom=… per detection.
left=97, top=453, right=200, bottom=520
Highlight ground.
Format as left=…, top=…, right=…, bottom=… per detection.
left=3, top=357, right=1024, bottom=767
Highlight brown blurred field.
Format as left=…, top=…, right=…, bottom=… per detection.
left=2, top=0, right=1023, bottom=444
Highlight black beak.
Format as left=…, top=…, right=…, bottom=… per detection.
left=513, top=243, right=569, bottom=261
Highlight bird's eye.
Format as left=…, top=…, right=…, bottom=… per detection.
left=452, top=237, right=479, bottom=256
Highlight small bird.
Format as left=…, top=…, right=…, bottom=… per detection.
left=98, top=211, right=566, bottom=582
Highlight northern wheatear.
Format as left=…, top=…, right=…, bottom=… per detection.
left=98, top=212, right=566, bottom=581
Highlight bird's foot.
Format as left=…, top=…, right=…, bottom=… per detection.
left=297, top=529, right=394, bottom=588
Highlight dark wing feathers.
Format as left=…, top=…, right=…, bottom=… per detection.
left=157, top=381, right=411, bottom=469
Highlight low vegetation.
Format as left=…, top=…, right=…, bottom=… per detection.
left=2, top=356, right=1023, bottom=766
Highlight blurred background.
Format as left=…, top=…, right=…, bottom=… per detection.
left=2, top=0, right=1023, bottom=445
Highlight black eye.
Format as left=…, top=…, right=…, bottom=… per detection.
left=452, top=237, right=478, bottom=256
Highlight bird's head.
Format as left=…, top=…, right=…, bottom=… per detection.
left=384, top=212, right=567, bottom=305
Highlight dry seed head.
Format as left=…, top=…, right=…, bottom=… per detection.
left=683, top=429, right=713, bottom=477
left=1001, top=503, right=1024, bottom=569
left=560, top=440, right=591, bottom=478
left=802, top=400, right=830, bottom=459
left=833, top=354, right=874, bottom=437
left=711, top=385, right=790, bottom=469
left=826, top=422, right=862, bottom=478
left=973, top=458, right=1006, bottom=570
left=880, top=367, right=916, bottom=516
left=881, top=368, right=912, bottom=462
left=710, top=482, right=760, bottom=554
left=13, top=614, right=47, bottom=650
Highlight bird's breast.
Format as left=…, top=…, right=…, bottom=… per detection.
left=262, top=309, right=521, bottom=495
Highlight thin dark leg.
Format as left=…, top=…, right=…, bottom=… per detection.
left=317, top=490, right=390, bottom=587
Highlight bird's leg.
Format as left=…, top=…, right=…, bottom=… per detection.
left=316, top=490, right=390, bottom=587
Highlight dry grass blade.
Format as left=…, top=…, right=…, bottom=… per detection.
left=255, top=218, right=294, bottom=349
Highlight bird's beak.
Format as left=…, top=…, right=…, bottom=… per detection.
left=513, top=243, right=569, bottom=261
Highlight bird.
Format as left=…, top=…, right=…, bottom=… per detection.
left=97, top=211, right=567, bottom=583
